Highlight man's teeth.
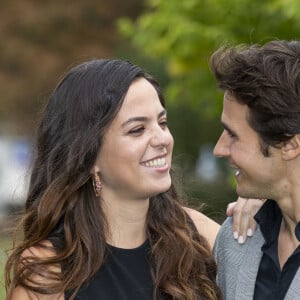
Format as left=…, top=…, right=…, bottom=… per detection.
left=143, top=157, right=166, bottom=167
left=235, top=170, right=240, bottom=176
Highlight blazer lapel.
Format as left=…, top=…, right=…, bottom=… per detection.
left=235, top=229, right=265, bottom=299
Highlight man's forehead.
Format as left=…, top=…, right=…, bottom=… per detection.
left=222, top=94, right=251, bottom=127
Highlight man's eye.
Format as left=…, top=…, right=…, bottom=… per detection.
left=226, top=130, right=236, bottom=138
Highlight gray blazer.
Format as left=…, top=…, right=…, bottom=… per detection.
left=213, top=217, right=300, bottom=300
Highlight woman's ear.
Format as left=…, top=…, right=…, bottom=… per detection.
left=281, top=134, right=300, bottom=160
left=90, top=164, right=100, bottom=175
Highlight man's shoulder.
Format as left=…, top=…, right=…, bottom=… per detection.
left=214, top=216, right=264, bottom=261
left=214, top=217, right=265, bottom=299
left=214, top=217, right=234, bottom=246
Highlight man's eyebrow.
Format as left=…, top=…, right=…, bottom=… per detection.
left=221, top=121, right=237, bottom=136
left=121, top=109, right=166, bottom=127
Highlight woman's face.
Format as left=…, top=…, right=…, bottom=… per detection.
left=93, top=77, right=174, bottom=201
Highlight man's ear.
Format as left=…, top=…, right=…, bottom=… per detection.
left=281, top=134, right=300, bottom=160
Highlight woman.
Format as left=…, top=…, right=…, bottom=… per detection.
left=5, top=59, right=258, bottom=300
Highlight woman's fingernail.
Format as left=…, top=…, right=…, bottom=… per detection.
left=233, top=231, right=238, bottom=239
left=247, top=228, right=253, bottom=237
left=238, top=235, right=244, bottom=244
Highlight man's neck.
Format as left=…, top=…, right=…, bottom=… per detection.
left=278, top=213, right=300, bottom=269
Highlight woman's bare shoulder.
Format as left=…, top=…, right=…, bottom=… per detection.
left=8, top=240, right=64, bottom=300
left=183, top=207, right=220, bottom=250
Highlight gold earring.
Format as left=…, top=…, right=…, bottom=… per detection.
left=92, top=172, right=102, bottom=197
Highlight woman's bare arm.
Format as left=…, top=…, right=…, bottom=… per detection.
left=183, top=207, right=220, bottom=250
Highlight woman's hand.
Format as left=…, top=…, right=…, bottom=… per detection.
left=226, top=197, right=265, bottom=244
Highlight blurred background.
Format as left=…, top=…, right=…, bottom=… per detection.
left=1, top=0, right=300, bottom=295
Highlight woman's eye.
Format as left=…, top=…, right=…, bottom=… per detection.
left=128, top=127, right=145, bottom=135
left=159, top=120, right=168, bottom=128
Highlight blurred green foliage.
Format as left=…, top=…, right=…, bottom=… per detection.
left=119, top=0, right=300, bottom=107
left=119, top=0, right=300, bottom=116
left=119, top=0, right=300, bottom=78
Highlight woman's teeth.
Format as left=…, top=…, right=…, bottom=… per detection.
left=143, top=157, right=166, bottom=168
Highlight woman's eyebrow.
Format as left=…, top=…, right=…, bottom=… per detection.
left=121, top=109, right=166, bottom=127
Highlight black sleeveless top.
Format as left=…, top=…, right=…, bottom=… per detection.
left=49, top=215, right=214, bottom=299
left=64, top=240, right=153, bottom=300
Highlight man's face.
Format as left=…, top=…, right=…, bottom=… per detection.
left=213, top=91, right=283, bottom=200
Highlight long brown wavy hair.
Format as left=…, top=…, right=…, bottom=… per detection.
left=5, top=59, right=221, bottom=300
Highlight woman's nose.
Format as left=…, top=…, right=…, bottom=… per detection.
left=150, top=126, right=173, bottom=148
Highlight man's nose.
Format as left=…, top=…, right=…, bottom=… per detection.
left=213, top=131, right=230, bottom=158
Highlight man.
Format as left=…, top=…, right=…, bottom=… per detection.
left=211, top=40, right=300, bottom=299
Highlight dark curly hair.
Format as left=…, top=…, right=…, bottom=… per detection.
left=210, top=40, right=300, bottom=156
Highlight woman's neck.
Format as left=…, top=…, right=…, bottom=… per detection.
left=101, top=193, right=149, bottom=249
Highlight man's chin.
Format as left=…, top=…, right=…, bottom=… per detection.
left=236, top=187, right=250, bottom=199
left=236, top=188, right=263, bottom=200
